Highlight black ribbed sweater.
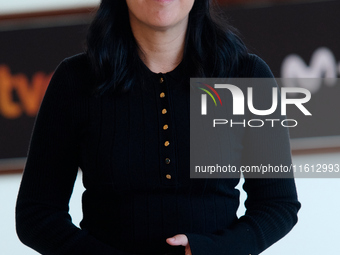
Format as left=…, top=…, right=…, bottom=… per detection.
left=16, top=53, right=300, bottom=255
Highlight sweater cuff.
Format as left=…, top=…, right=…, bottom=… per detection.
left=185, top=223, right=258, bottom=255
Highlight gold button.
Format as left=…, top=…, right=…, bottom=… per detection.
left=162, top=109, right=167, bottom=114
left=160, top=77, right=164, bottom=83
left=163, top=124, right=168, bottom=130
left=164, top=141, right=170, bottom=147
left=160, top=92, right=165, bottom=98
left=166, top=174, right=171, bottom=179
left=165, top=158, right=170, bottom=164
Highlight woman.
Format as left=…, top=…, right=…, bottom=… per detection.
left=16, top=0, right=300, bottom=255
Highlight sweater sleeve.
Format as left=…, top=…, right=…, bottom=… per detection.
left=184, top=55, right=301, bottom=255
left=15, top=58, right=131, bottom=255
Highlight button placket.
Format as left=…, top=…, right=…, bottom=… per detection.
left=157, top=74, right=175, bottom=184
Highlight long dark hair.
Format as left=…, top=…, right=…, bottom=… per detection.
left=86, top=0, right=248, bottom=95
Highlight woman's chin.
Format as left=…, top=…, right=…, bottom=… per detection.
left=147, top=16, right=188, bottom=32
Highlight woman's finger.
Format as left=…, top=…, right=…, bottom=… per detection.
left=166, top=234, right=188, bottom=246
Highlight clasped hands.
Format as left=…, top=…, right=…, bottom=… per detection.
left=166, top=234, right=192, bottom=255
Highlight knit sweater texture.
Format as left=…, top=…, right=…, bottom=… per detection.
left=16, top=53, right=301, bottom=255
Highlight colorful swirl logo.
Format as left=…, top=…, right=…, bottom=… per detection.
left=197, top=82, right=223, bottom=107
left=197, top=82, right=223, bottom=115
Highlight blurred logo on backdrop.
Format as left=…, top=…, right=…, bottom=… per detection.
left=0, top=17, right=88, bottom=169
left=281, top=47, right=340, bottom=93
left=0, top=66, right=51, bottom=119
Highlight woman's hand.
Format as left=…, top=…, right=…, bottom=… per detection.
left=166, top=234, right=192, bottom=255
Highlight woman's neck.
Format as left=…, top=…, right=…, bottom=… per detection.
left=129, top=17, right=188, bottom=73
